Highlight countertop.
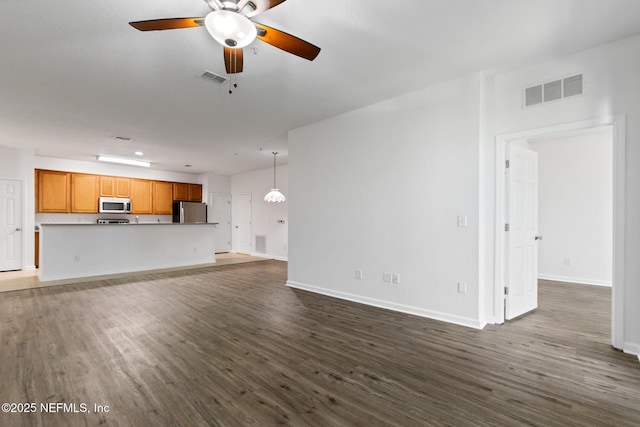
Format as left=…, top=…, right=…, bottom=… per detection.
left=39, top=222, right=218, bottom=227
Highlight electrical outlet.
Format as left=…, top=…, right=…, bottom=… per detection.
left=458, top=282, right=467, bottom=294
left=564, top=257, right=572, bottom=266
left=392, top=273, right=400, bottom=284
left=383, top=272, right=392, bottom=283
left=355, top=269, right=363, bottom=280
left=457, top=215, right=468, bottom=227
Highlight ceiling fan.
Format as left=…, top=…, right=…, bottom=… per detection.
left=129, top=0, right=321, bottom=75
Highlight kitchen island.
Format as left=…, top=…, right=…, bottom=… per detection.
left=38, top=223, right=216, bottom=282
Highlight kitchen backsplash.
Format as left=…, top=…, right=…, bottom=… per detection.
left=35, top=213, right=174, bottom=226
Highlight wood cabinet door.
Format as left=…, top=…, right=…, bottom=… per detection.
left=153, top=181, right=173, bottom=214
left=37, top=170, right=70, bottom=213
left=100, top=176, right=131, bottom=198
left=115, top=177, right=131, bottom=198
left=130, top=179, right=152, bottom=214
left=173, top=183, right=189, bottom=201
left=71, top=174, right=100, bottom=213
left=188, top=184, right=203, bottom=202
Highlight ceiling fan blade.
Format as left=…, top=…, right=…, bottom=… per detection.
left=224, top=47, right=244, bottom=74
left=129, top=18, right=204, bottom=32
left=253, top=23, right=320, bottom=61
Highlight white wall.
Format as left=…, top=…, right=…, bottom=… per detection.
left=39, top=223, right=215, bottom=281
left=488, top=34, right=640, bottom=355
left=529, top=129, right=613, bottom=286
left=230, top=165, right=288, bottom=260
left=288, top=74, right=483, bottom=328
left=35, top=156, right=203, bottom=183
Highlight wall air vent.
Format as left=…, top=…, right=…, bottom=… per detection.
left=524, top=74, right=583, bottom=108
left=201, top=70, right=227, bottom=84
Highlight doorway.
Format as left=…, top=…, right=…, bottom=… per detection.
left=233, top=193, right=252, bottom=254
left=210, top=193, right=231, bottom=253
left=494, top=116, right=625, bottom=350
left=0, top=179, right=23, bottom=272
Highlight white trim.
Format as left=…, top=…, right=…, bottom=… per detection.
left=538, top=274, right=611, bottom=287
left=0, top=178, right=25, bottom=271
left=494, top=115, right=625, bottom=350
left=287, top=280, right=486, bottom=330
left=248, top=251, right=287, bottom=262
left=622, top=342, right=640, bottom=358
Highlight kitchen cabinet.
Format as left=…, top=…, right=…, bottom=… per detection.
left=100, top=176, right=131, bottom=198
left=35, top=231, right=39, bottom=268
left=172, top=182, right=202, bottom=202
left=153, top=181, right=173, bottom=214
left=130, top=179, right=152, bottom=214
left=35, top=168, right=199, bottom=215
left=173, top=183, right=189, bottom=201
left=188, top=184, right=203, bottom=202
left=71, top=173, right=100, bottom=213
left=37, top=170, right=70, bottom=213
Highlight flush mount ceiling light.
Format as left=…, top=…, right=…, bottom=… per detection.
left=264, top=152, right=285, bottom=203
left=97, top=155, right=150, bottom=168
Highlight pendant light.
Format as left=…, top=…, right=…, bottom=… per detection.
left=264, top=152, right=286, bottom=203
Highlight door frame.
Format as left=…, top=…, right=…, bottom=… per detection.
left=0, top=178, right=25, bottom=271
left=209, top=192, right=231, bottom=253
left=232, top=192, right=252, bottom=254
left=493, top=115, right=625, bottom=350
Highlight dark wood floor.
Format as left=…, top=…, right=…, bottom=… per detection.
left=1, top=261, right=638, bottom=426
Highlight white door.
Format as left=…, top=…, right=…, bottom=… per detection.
left=505, top=145, right=539, bottom=319
left=1, top=180, right=23, bottom=271
left=210, top=193, right=231, bottom=253
left=234, top=193, right=252, bottom=254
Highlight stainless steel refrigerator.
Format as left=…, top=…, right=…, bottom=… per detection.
left=173, top=202, right=207, bottom=223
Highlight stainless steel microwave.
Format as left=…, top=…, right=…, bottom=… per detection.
left=99, top=197, right=132, bottom=214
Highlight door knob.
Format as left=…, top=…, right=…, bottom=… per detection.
left=535, top=235, right=543, bottom=240
left=15, top=227, right=21, bottom=231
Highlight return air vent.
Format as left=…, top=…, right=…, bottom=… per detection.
left=255, top=235, right=267, bottom=254
left=201, top=70, right=227, bottom=84
left=524, top=74, right=583, bottom=108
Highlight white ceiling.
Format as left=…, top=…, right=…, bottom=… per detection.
left=2, top=0, right=640, bottom=175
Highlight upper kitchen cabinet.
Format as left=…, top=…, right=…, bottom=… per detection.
left=130, top=179, right=152, bottom=214
left=173, top=182, right=202, bottom=202
left=173, top=183, right=189, bottom=201
left=100, top=176, right=131, bottom=198
left=71, top=174, right=100, bottom=213
left=36, top=169, right=70, bottom=213
left=188, top=184, right=203, bottom=202
left=153, top=181, right=173, bottom=214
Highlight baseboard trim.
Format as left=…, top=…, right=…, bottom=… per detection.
left=249, top=252, right=287, bottom=262
left=286, top=280, right=485, bottom=330
left=623, top=342, right=640, bottom=360
left=538, top=274, right=612, bottom=287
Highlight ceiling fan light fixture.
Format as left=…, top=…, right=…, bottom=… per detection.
left=205, top=10, right=257, bottom=48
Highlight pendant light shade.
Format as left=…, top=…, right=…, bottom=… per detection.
left=264, top=152, right=286, bottom=203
